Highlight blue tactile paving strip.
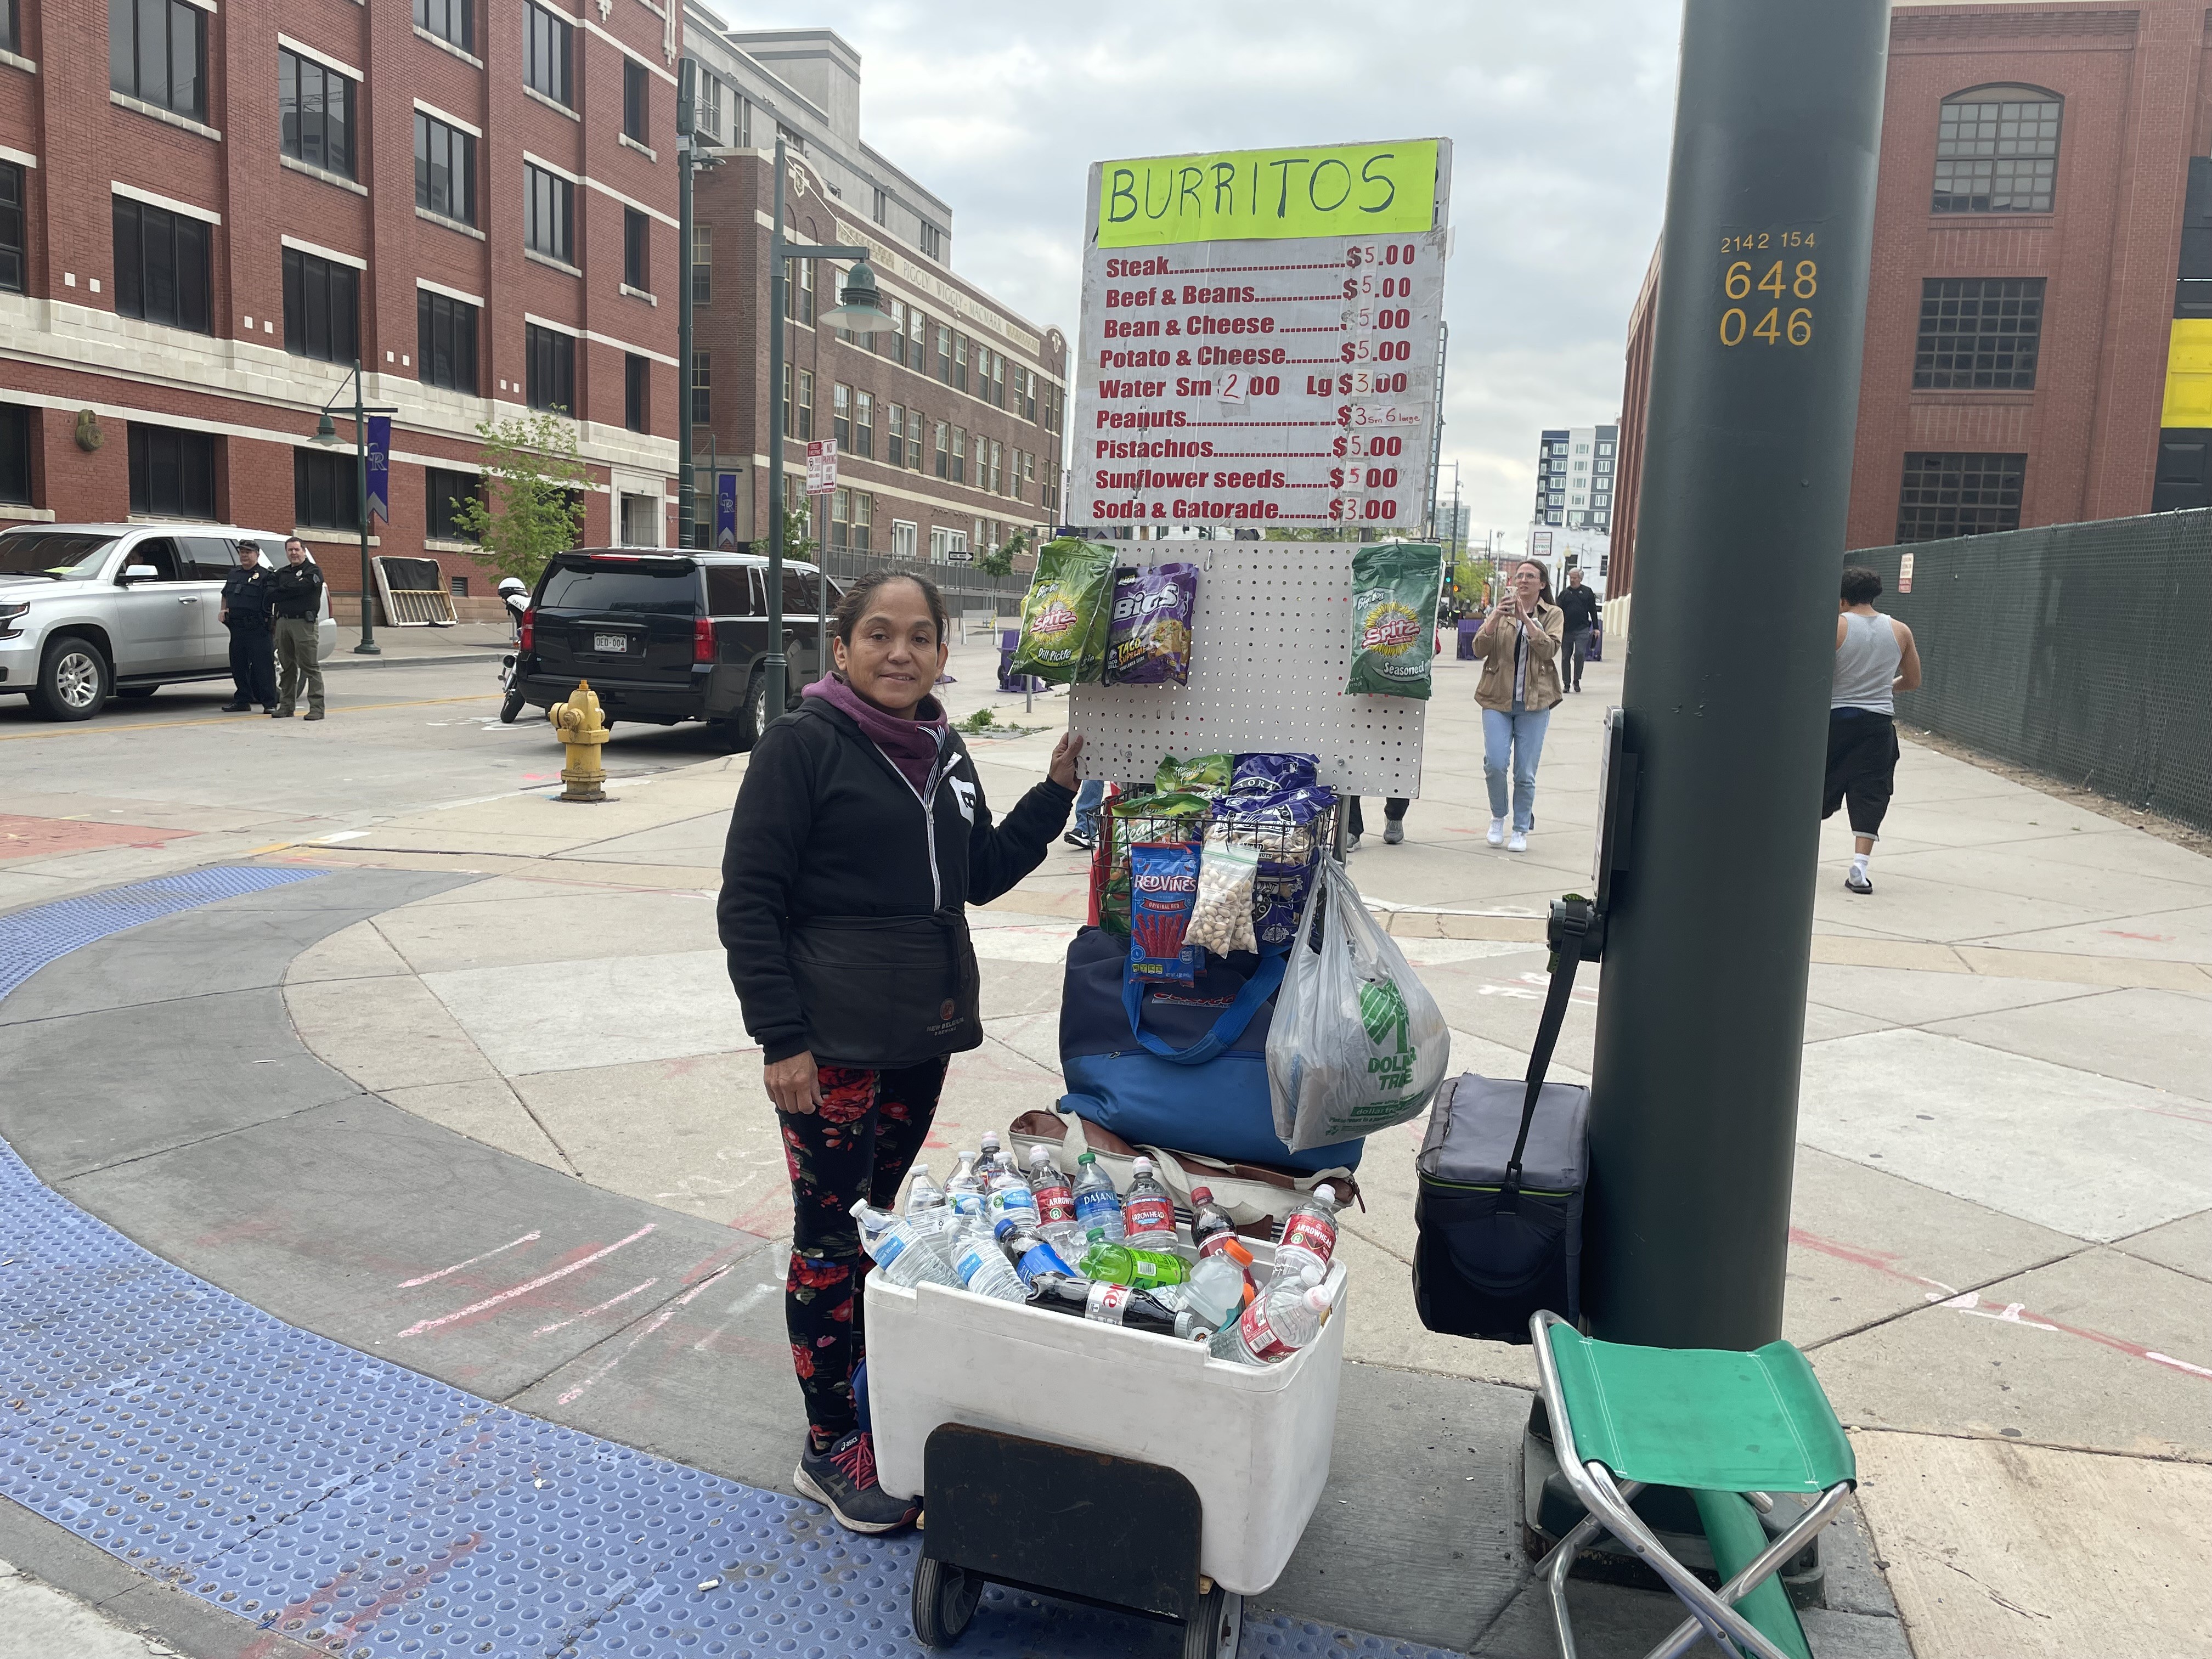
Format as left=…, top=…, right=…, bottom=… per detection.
left=0, top=870, right=1466, bottom=1659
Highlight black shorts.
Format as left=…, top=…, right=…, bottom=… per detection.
left=1823, top=710, right=1898, bottom=837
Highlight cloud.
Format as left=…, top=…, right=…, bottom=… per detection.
left=706, top=2, right=1681, bottom=536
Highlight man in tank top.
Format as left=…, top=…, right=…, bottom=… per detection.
left=1824, top=567, right=1922, bottom=893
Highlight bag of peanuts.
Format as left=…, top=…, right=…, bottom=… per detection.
left=1184, top=825, right=1260, bottom=957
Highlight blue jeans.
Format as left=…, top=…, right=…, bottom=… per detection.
left=1074, top=777, right=1105, bottom=837
left=1482, top=706, right=1551, bottom=832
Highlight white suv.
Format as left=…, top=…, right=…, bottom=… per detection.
left=0, top=523, right=335, bottom=721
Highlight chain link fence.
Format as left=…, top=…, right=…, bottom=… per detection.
left=1849, top=511, right=2212, bottom=834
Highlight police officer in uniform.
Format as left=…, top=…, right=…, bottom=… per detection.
left=218, top=540, right=277, bottom=712
left=269, top=538, right=328, bottom=721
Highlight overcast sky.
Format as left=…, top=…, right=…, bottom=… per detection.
left=709, top=2, right=1685, bottom=541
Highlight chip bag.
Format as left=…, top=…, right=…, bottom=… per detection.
left=1128, top=842, right=1201, bottom=983
left=1012, top=538, right=1116, bottom=684
left=1104, top=562, right=1199, bottom=686
left=1232, top=752, right=1318, bottom=793
left=1347, top=542, right=1444, bottom=699
left=1155, top=753, right=1234, bottom=795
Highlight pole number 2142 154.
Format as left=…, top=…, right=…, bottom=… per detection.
left=1719, top=258, right=1815, bottom=348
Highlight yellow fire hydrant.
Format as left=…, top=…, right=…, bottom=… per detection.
left=548, top=679, right=610, bottom=803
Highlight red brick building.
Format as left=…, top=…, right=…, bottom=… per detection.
left=0, top=0, right=680, bottom=619
left=1611, top=0, right=2212, bottom=590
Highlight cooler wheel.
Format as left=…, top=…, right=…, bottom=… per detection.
left=911, top=1555, right=981, bottom=1648
left=1183, top=1584, right=1242, bottom=1659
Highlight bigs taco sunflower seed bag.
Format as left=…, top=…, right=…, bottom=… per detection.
left=1346, top=542, right=1444, bottom=699
left=1011, top=538, right=1116, bottom=685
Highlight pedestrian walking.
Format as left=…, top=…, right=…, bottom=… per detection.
left=1556, top=568, right=1600, bottom=693
left=717, top=569, right=1081, bottom=1535
left=1824, top=566, right=1922, bottom=894
left=1065, top=775, right=1105, bottom=850
left=1470, top=558, right=1564, bottom=852
left=1345, top=795, right=1410, bottom=847
left=268, top=538, right=326, bottom=720
left=218, top=541, right=276, bottom=713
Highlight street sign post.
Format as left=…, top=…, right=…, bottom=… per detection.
left=806, top=439, right=838, bottom=496
left=1072, top=140, right=1452, bottom=532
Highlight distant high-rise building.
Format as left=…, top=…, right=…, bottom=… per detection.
left=1433, top=501, right=1471, bottom=545
left=1531, top=425, right=1620, bottom=531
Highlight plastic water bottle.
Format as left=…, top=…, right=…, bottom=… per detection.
left=1123, top=1156, right=1178, bottom=1249
left=1273, top=1185, right=1340, bottom=1280
left=1072, top=1152, right=1126, bottom=1243
left=1152, top=1249, right=1246, bottom=1329
left=950, top=1229, right=1026, bottom=1302
left=1078, top=1228, right=1189, bottom=1293
left=1028, top=1147, right=1084, bottom=1254
left=1189, top=1187, right=1237, bottom=1260
left=850, top=1200, right=960, bottom=1289
left=945, top=1191, right=992, bottom=1248
left=994, top=1217, right=1078, bottom=1288
left=974, top=1131, right=1010, bottom=1184
left=1209, top=1267, right=1332, bottom=1364
left=903, top=1163, right=950, bottom=1238
left=985, top=1156, right=1040, bottom=1227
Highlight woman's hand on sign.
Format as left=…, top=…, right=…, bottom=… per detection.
left=765, top=1051, right=823, bottom=1115
left=1049, top=731, right=1085, bottom=792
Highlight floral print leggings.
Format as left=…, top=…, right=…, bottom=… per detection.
left=781, top=1054, right=947, bottom=1441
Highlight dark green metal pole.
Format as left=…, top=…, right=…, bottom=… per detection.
left=676, top=60, right=697, bottom=551
left=1584, top=0, right=1888, bottom=1349
left=352, top=362, right=377, bottom=654
left=764, top=135, right=788, bottom=719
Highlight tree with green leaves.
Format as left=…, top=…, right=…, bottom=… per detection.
left=975, top=528, right=1026, bottom=579
left=779, top=503, right=817, bottom=563
left=450, top=411, right=588, bottom=585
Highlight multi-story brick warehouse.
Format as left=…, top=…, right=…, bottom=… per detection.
left=0, top=0, right=680, bottom=620
left=682, top=19, right=1066, bottom=567
left=1609, top=0, right=2212, bottom=592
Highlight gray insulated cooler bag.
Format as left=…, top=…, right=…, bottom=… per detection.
left=1413, top=905, right=1591, bottom=1342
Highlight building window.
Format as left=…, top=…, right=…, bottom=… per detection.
left=128, top=424, right=215, bottom=518
left=1912, top=276, right=2044, bottom=390
left=851, top=491, right=871, bottom=552
left=294, top=448, right=358, bottom=531
left=0, top=0, right=15, bottom=54
left=525, top=164, right=573, bottom=263
left=886, top=404, right=905, bottom=467
left=781, top=364, right=793, bottom=435
left=795, top=369, right=813, bottom=440
left=832, top=382, right=851, bottom=448
left=279, top=48, right=355, bottom=179
left=1896, top=452, right=2027, bottom=542
left=112, top=196, right=211, bottom=334
left=0, top=162, right=22, bottom=295
left=414, top=0, right=471, bottom=52
left=624, top=207, right=649, bottom=291
left=415, top=111, right=476, bottom=225
left=109, top=0, right=205, bottom=121
left=873, top=187, right=889, bottom=225
left=854, top=391, right=873, bottom=459
left=623, top=58, right=649, bottom=145
left=450, top=576, right=470, bottom=596
left=625, top=353, right=649, bottom=433
left=935, top=325, right=953, bottom=385
left=525, top=323, right=574, bottom=413
left=416, top=288, right=479, bottom=393
left=695, top=69, right=723, bottom=141
left=954, top=334, right=969, bottom=393
left=692, top=351, right=711, bottom=425
left=425, top=467, right=481, bottom=541
left=909, top=306, right=927, bottom=370
left=990, top=439, right=1004, bottom=495
left=523, top=2, right=573, bottom=107
left=830, top=488, right=849, bottom=550
left=795, top=258, right=815, bottom=325
left=919, top=222, right=943, bottom=261
left=283, top=248, right=360, bottom=365
left=934, top=421, right=949, bottom=479
left=0, top=404, right=31, bottom=505
left=909, top=408, right=925, bottom=471
left=691, top=224, right=712, bottom=305
left=951, top=426, right=967, bottom=486
left=1933, top=88, right=2060, bottom=215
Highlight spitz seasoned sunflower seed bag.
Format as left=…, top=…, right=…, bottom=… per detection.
left=1011, top=538, right=1117, bottom=684
left=1346, top=542, right=1444, bottom=699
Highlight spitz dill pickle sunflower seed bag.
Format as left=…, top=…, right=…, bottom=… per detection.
left=1346, top=542, right=1444, bottom=699
left=1012, top=538, right=1116, bottom=685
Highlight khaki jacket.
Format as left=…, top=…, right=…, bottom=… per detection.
left=1469, top=600, right=1565, bottom=713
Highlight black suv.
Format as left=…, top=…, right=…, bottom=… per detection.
left=513, top=549, right=843, bottom=748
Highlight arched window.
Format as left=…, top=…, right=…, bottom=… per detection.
left=1933, top=86, right=2062, bottom=214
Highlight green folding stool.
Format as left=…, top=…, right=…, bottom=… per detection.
left=1528, top=1311, right=1857, bottom=1659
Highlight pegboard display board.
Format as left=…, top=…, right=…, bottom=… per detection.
left=1068, top=541, right=1429, bottom=797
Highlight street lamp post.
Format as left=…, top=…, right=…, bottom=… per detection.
left=761, top=133, right=895, bottom=718
left=313, top=360, right=397, bottom=656
left=675, top=60, right=721, bottom=552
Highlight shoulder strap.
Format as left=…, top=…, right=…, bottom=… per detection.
left=1120, top=952, right=1286, bottom=1065
left=1502, top=899, right=1590, bottom=1211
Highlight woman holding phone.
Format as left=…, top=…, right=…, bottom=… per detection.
left=719, top=569, right=1081, bottom=1533
left=1470, top=559, right=1565, bottom=851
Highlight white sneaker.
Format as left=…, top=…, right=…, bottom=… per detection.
left=1487, top=818, right=1506, bottom=847
left=1507, top=829, right=1528, bottom=853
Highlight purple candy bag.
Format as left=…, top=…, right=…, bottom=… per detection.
left=1104, top=562, right=1199, bottom=686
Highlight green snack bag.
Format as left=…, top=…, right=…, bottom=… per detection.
left=1154, top=753, right=1234, bottom=795
left=1347, top=541, right=1445, bottom=699
left=1012, top=538, right=1116, bottom=684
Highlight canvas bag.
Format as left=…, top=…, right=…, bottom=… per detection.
left=1412, top=901, right=1592, bottom=1342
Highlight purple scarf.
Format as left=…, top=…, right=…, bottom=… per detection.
left=802, top=673, right=949, bottom=798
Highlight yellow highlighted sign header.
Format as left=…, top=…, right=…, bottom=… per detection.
left=1095, top=140, right=1440, bottom=247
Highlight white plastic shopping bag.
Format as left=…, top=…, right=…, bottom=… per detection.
left=1266, top=857, right=1451, bottom=1152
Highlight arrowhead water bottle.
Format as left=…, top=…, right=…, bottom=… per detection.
left=1122, top=1156, right=1178, bottom=1249
left=1072, top=1151, right=1126, bottom=1243
left=1273, top=1184, right=1340, bottom=1280
left=1209, top=1267, right=1333, bottom=1364
left=902, top=1163, right=950, bottom=1238
left=950, top=1227, right=1026, bottom=1303
left=849, top=1199, right=960, bottom=1289
left=1028, top=1147, right=1085, bottom=1254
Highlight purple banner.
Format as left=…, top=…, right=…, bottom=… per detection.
left=365, top=415, right=391, bottom=524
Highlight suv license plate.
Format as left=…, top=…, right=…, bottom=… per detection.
left=593, top=633, right=628, bottom=653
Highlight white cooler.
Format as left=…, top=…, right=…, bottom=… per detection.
left=866, top=1247, right=1350, bottom=1598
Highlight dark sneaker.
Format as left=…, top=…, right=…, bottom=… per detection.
left=304, top=710, right=326, bottom=721
left=1063, top=828, right=1096, bottom=851
left=1844, top=870, right=1873, bottom=895
left=1383, top=822, right=1404, bottom=845
left=794, top=1430, right=917, bottom=1534
left=219, top=703, right=251, bottom=712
